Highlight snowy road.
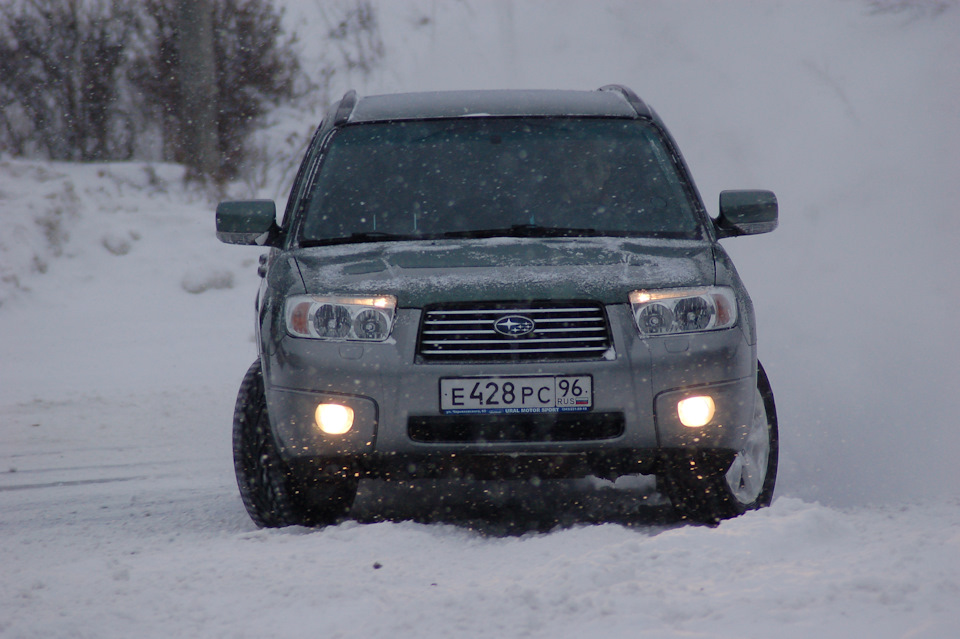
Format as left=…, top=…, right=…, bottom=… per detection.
left=3, top=386, right=959, bottom=638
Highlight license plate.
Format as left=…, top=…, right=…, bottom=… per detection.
left=440, top=375, right=593, bottom=414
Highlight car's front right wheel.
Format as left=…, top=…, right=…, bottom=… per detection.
left=658, top=362, right=779, bottom=525
left=233, top=360, right=357, bottom=528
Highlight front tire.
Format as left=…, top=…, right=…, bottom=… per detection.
left=659, top=362, right=779, bottom=524
left=233, top=360, right=357, bottom=528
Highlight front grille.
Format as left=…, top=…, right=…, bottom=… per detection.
left=417, top=301, right=613, bottom=362
left=408, top=412, right=625, bottom=444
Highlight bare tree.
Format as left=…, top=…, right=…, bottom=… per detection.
left=130, top=0, right=299, bottom=181
left=176, top=0, right=219, bottom=181
left=321, top=0, right=384, bottom=75
left=210, top=0, right=299, bottom=180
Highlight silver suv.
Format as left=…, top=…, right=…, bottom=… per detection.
left=217, top=86, right=779, bottom=527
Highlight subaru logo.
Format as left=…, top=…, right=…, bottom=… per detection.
left=494, top=315, right=535, bottom=337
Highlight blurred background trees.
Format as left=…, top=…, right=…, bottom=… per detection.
left=0, top=0, right=381, bottom=185
left=0, top=1, right=139, bottom=162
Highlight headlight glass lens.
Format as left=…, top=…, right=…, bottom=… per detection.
left=285, top=295, right=397, bottom=341
left=629, top=287, right=737, bottom=336
left=314, top=304, right=352, bottom=338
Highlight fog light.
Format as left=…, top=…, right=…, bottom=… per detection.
left=315, top=403, right=354, bottom=435
left=677, top=396, right=715, bottom=428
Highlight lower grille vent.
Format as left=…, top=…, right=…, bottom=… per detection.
left=408, top=412, right=625, bottom=444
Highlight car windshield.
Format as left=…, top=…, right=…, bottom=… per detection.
left=299, top=118, right=703, bottom=245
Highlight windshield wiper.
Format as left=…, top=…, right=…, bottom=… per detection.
left=299, top=231, right=416, bottom=247
left=440, top=224, right=605, bottom=239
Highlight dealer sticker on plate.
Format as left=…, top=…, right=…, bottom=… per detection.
left=440, top=375, right=593, bottom=415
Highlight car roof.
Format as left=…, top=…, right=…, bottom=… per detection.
left=344, top=87, right=650, bottom=124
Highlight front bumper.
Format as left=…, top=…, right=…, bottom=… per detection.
left=263, top=305, right=756, bottom=478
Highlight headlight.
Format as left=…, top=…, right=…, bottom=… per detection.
left=629, top=287, right=737, bottom=336
left=285, top=294, right=397, bottom=341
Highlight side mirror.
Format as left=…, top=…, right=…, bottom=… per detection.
left=715, top=190, right=778, bottom=238
left=216, top=200, right=279, bottom=246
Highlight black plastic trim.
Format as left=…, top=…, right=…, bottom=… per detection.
left=333, top=90, right=359, bottom=125
left=598, top=84, right=652, bottom=118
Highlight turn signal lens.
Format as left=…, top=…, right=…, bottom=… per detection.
left=315, top=403, right=355, bottom=435
left=677, top=396, right=716, bottom=428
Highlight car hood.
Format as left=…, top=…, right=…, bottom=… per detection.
left=291, top=237, right=716, bottom=306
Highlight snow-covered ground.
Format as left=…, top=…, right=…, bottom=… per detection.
left=2, top=1, right=960, bottom=637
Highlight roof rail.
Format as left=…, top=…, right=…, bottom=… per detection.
left=598, top=85, right=651, bottom=118
left=333, top=90, right=359, bottom=125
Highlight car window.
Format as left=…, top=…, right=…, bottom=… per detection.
left=299, top=118, right=703, bottom=243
